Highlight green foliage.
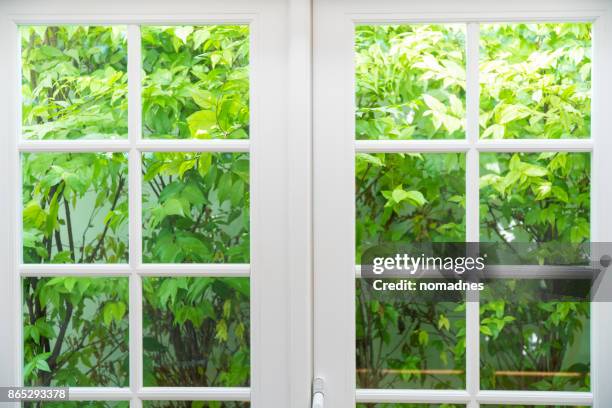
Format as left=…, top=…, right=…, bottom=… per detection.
left=356, top=153, right=466, bottom=389
left=23, top=277, right=129, bottom=387
left=480, top=23, right=591, bottom=139
left=22, top=152, right=129, bottom=264
left=355, top=24, right=466, bottom=140
left=142, top=26, right=249, bottom=139
left=142, top=152, right=249, bottom=263
left=21, top=26, right=128, bottom=140
left=22, top=25, right=251, bottom=389
left=143, top=277, right=250, bottom=387
left=480, top=153, right=590, bottom=244
left=355, top=23, right=591, bottom=392
left=356, top=153, right=466, bottom=261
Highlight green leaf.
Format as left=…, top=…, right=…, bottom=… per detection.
left=187, top=110, right=217, bottom=138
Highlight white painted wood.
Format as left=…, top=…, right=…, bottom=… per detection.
left=313, top=1, right=356, bottom=406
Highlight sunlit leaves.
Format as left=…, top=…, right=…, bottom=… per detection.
left=21, top=26, right=128, bottom=140
left=355, top=24, right=466, bottom=140
left=141, top=25, right=249, bottom=139
left=479, top=23, right=591, bottom=139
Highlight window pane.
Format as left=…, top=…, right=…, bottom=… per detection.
left=142, top=152, right=249, bottom=263
left=21, top=26, right=128, bottom=140
left=23, top=277, right=129, bottom=387
left=356, top=153, right=466, bottom=389
left=479, top=152, right=590, bottom=391
left=355, top=25, right=466, bottom=140
left=480, top=153, right=590, bottom=244
left=480, top=279, right=589, bottom=391
left=356, top=153, right=466, bottom=261
left=143, top=403, right=248, bottom=408
left=22, top=153, right=129, bottom=264
left=479, top=23, right=591, bottom=139
left=143, top=277, right=250, bottom=387
left=141, top=26, right=249, bottom=139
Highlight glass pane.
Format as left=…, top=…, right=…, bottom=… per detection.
left=355, top=24, right=466, bottom=140
left=479, top=23, right=591, bottom=139
left=479, top=152, right=590, bottom=391
left=23, top=277, right=129, bottom=387
left=22, top=153, right=129, bottom=264
left=480, top=279, right=590, bottom=391
left=143, top=403, right=248, bottom=408
left=21, top=26, right=128, bottom=140
left=143, top=277, right=250, bottom=387
left=356, top=153, right=466, bottom=389
left=141, top=26, right=249, bottom=139
left=356, top=153, right=466, bottom=261
left=142, top=152, right=249, bottom=263
left=480, top=153, right=590, bottom=244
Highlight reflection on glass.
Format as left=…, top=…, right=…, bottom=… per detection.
left=142, top=152, right=250, bottom=263
left=143, top=277, right=250, bottom=387
left=21, top=26, right=128, bottom=140
left=355, top=24, right=466, bottom=140
left=141, top=26, right=249, bottom=139
left=22, top=153, right=129, bottom=264
left=479, top=23, right=591, bottom=139
left=22, top=277, right=129, bottom=387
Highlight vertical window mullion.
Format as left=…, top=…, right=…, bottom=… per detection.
left=127, top=23, right=143, bottom=407
left=465, top=21, right=481, bottom=408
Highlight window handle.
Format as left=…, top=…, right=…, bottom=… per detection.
left=312, top=377, right=324, bottom=408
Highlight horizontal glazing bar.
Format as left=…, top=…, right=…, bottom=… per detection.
left=356, top=389, right=471, bottom=404
left=355, top=139, right=593, bottom=153
left=17, top=140, right=250, bottom=153
left=356, top=389, right=593, bottom=405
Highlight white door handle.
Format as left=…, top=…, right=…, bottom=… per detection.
left=312, top=378, right=324, bottom=408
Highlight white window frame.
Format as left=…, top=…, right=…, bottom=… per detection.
left=0, top=0, right=301, bottom=406
left=313, top=0, right=612, bottom=407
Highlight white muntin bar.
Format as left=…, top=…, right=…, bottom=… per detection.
left=465, top=21, right=481, bottom=408
left=137, top=386, right=251, bottom=401
left=127, top=23, right=144, bottom=408
left=17, top=139, right=251, bottom=153
left=477, top=390, right=593, bottom=405
left=356, top=388, right=471, bottom=403
left=136, top=263, right=251, bottom=277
